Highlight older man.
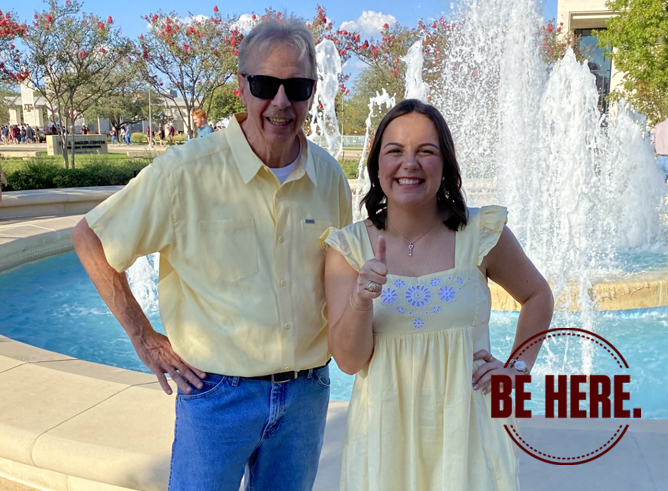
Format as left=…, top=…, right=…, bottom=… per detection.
left=72, top=18, right=351, bottom=491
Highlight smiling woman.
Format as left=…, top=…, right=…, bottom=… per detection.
left=322, top=99, right=554, bottom=491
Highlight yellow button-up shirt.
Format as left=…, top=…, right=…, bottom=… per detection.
left=86, top=114, right=352, bottom=376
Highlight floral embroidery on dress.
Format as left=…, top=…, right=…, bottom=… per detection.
left=382, top=273, right=472, bottom=329
left=405, top=285, right=431, bottom=308
left=381, top=288, right=398, bottom=305
left=438, top=286, right=456, bottom=303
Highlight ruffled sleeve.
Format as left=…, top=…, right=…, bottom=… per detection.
left=477, top=205, right=508, bottom=266
left=320, top=226, right=362, bottom=271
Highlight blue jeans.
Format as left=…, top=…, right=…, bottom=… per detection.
left=657, top=155, right=668, bottom=181
left=168, top=365, right=330, bottom=491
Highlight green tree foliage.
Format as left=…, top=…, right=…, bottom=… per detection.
left=207, top=81, right=246, bottom=125
left=83, top=68, right=163, bottom=138
left=0, top=82, right=18, bottom=123
left=596, top=0, right=668, bottom=125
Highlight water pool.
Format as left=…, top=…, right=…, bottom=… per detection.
left=1, top=252, right=667, bottom=418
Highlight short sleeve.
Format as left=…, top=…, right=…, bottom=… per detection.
left=85, top=163, right=175, bottom=273
left=477, top=205, right=508, bottom=266
left=320, top=226, right=361, bottom=272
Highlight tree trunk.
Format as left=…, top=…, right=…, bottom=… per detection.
left=59, top=128, right=69, bottom=169
left=70, top=116, right=76, bottom=170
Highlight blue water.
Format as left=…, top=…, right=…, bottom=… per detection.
left=611, top=250, right=668, bottom=275
left=1, top=252, right=667, bottom=418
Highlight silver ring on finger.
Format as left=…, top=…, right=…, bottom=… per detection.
left=365, top=280, right=377, bottom=293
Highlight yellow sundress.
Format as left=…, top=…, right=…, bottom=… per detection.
left=323, top=206, right=520, bottom=491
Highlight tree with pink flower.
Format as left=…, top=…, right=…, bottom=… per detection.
left=0, top=0, right=133, bottom=169
left=136, top=8, right=242, bottom=136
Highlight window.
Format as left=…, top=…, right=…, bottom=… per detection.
left=575, top=29, right=612, bottom=112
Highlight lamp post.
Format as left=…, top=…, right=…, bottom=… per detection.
left=148, top=83, right=153, bottom=147
left=340, top=91, right=344, bottom=138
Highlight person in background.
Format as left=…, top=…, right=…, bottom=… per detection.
left=168, top=123, right=175, bottom=145
left=72, top=17, right=352, bottom=491
left=158, top=125, right=166, bottom=147
left=146, top=126, right=153, bottom=146
left=0, top=163, right=7, bottom=205
left=192, top=108, right=214, bottom=138
left=110, top=128, right=118, bottom=145
left=651, top=117, right=668, bottom=181
left=323, top=99, right=553, bottom=491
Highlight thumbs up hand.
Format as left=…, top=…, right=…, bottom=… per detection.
left=352, top=236, right=389, bottom=308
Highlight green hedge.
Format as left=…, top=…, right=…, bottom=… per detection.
left=2, top=155, right=360, bottom=191
left=340, top=159, right=362, bottom=179
left=4, top=158, right=151, bottom=191
left=130, top=132, right=148, bottom=144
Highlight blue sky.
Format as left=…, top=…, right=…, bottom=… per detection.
left=10, top=0, right=558, bottom=77
left=11, top=0, right=558, bottom=39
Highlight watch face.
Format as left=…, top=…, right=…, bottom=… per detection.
left=513, top=359, right=527, bottom=370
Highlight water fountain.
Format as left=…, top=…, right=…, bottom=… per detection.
left=426, top=0, right=667, bottom=376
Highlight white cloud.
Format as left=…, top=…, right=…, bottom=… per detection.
left=342, top=58, right=367, bottom=71
left=231, top=14, right=256, bottom=35
left=339, top=11, right=397, bottom=37
left=180, top=14, right=209, bottom=25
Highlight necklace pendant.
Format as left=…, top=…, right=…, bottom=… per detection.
left=408, top=243, right=414, bottom=256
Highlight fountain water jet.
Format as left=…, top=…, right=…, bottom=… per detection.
left=308, top=39, right=343, bottom=159
left=353, top=89, right=395, bottom=221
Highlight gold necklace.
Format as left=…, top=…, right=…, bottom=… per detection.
left=387, top=217, right=441, bottom=256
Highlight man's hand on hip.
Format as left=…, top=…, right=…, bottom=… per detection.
left=132, top=330, right=206, bottom=395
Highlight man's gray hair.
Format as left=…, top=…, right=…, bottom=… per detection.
left=238, top=18, right=317, bottom=80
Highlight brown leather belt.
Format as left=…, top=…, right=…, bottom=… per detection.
left=248, top=360, right=330, bottom=383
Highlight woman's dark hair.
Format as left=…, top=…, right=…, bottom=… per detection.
left=361, top=99, right=467, bottom=231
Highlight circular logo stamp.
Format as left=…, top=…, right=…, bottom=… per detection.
left=490, top=328, right=641, bottom=465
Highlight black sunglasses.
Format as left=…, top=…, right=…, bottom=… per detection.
left=243, top=74, right=316, bottom=102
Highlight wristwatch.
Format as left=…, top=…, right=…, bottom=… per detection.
left=511, top=358, right=530, bottom=375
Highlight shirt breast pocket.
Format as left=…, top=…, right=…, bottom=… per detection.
left=198, top=218, right=258, bottom=282
left=300, top=219, right=333, bottom=275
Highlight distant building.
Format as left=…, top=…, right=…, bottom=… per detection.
left=3, top=87, right=194, bottom=136
left=557, top=0, right=623, bottom=111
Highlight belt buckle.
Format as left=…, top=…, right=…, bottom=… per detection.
left=271, top=371, right=298, bottom=384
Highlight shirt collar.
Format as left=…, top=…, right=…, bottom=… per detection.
left=226, top=113, right=317, bottom=186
